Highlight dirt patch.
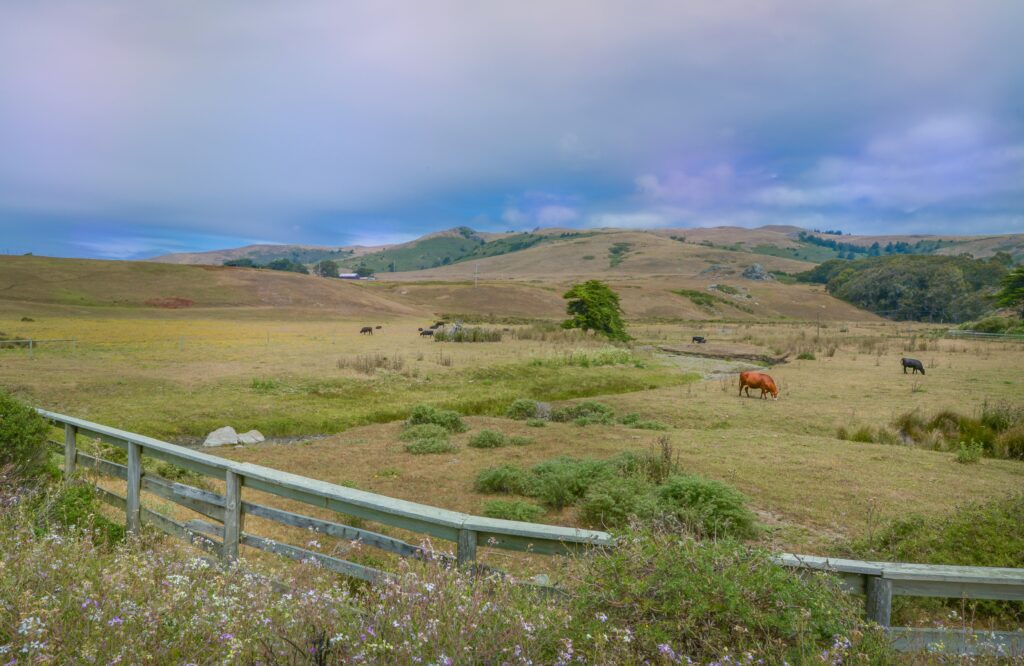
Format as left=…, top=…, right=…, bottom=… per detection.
left=145, top=297, right=196, bottom=309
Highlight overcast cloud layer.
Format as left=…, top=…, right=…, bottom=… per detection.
left=1, top=1, right=1023, bottom=258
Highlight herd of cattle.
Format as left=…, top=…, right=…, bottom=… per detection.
left=358, top=321, right=449, bottom=337
left=691, top=335, right=926, bottom=401
left=351, top=325, right=927, bottom=401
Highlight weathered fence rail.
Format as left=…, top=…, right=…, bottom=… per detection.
left=39, top=409, right=1024, bottom=656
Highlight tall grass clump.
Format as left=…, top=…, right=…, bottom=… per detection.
left=405, top=404, right=468, bottom=433
left=529, top=348, right=639, bottom=369
left=337, top=353, right=405, bottom=374
left=892, top=402, right=1024, bottom=459
left=433, top=327, right=502, bottom=342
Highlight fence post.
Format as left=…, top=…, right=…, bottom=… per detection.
left=28, top=339, right=33, bottom=358
left=126, top=442, right=142, bottom=535
left=457, top=528, right=477, bottom=566
left=866, top=576, right=892, bottom=626
left=63, top=424, right=77, bottom=476
left=223, top=470, right=243, bottom=562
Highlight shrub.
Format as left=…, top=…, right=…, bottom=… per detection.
left=566, top=526, right=893, bottom=663
left=955, top=439, right=984, bottom=464
left=468, top=429, right=507, bottom=449
left=505, top=398, right=539, bottom=420
left=850, top=493, right=1024, bottom=624
left=630, top=420, right=669, bottom=431
left=578, top=477, right=656, bottom=528
left=406, top=404, right=468, bottom=433
left=796, top=351, right=816, bottom=360
left=996, top=425, right=1024, bottom=460
left=619, top=412, right=642, bottom=426
left=509, top=436, right=534, bottom=447
left=474, top=465, right=534, bottom=495
left=835, top=426, right=849, bottom=440
left=404, top=438, right=458, bottom=455
left=0, top=389, right=51, bottom=479
left=41, top=482, right=125, bottom=544
left=530, top=457, right=616, bottom=509
left=655, top=475, right=758, bottom=539
left=525, top=419, right=546, bottom=428
left=551, top=400, right=614, bottom=424
left=398, top=423, right=450, bottom=442
left=481, top=499, right=545, bottom=522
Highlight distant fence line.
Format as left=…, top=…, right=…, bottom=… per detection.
left=38, top=410, right=1024, bottom=657
left=946, top=329, right=1024, bottom=342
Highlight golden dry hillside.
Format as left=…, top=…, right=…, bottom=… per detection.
left=0, top=256, right=423, bottom=316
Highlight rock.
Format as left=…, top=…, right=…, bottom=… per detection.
left=203, top=426, right=238, bottom=447
left=741, top=263, right=774, bottom=281
left=534, top=402, right=552, bottom=420
left=237, top=429, right=265, bottom=445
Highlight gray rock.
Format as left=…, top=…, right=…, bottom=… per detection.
left=534, top=402, right=552, bottom=419
left=237, top=429, right=265, bottom=445
left=741, top=263, right=774, bottom=281
left=203, top=426, right=238, bottom=447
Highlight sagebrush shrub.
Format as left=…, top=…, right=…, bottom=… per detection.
left=404, top=438, right=458, bottom=455
left=406, top=404, right=468, bottom=433
left=474, top=465, right=534, bottom=495
left=398, top=423, right=449, bottom=442
left=578, top=477, right=656, bottom=528
left=0, top=390, right=51, bottom=479
left=468, top=430, right=507, bottom=449
left=505, top=399, right=539, bottom=420
left=655, top=474, right=757, bottom=539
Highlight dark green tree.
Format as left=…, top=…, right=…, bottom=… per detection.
left=314, top=259, right=340, bottom=277
left=223, top=258, right=256, bottom=268
left=354, top=264, right=375, bottom=278
left=562, top=280, right=630, bottom=341
left=995, top=266, right=1024, bottom=318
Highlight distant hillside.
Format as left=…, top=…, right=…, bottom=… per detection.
left=796, top=254, right=1012, bottom=322
left=153, top=243, right=380, bottom=266
left=0, top=256, right=422, bottom=315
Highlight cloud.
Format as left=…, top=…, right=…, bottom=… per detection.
left=1, top=2, right=1023, bottom=256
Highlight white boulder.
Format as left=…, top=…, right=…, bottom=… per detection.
left=203, top=426, right=239, bottom=447
left=237, top=430, right=265, bottom=445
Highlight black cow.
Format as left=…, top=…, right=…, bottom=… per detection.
left=692, top=336, right=706, bottom=344
left=375, top=325, right=382, bottom=330
left=359, top=326, right=373, bottom=335
left=420, top=329, right=434, bottom=337
left=901, top=357, right=925, bottom=375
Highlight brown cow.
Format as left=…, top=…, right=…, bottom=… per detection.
left=738, top=371, right=779, bottom=400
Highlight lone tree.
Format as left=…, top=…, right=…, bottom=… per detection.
left=355, top=264, right=375, bottom=278
left=562, top=280, right=630, bottom=341
left=995, top=265, right=1024, bottom=319
left=314, top=259, right=340, bottom=277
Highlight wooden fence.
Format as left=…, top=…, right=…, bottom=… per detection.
left=947, top=329, right=1024, bottom=342
left=38, top=409, right=1024, bottom=656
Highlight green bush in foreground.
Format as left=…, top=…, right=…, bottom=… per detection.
left=405, top=404, right=468, bottom=433
left=481, top=499, right=545, bottom=522
left=0, top=389, right=51, bottom=479
left=655, top=475, right=758, bottom=539
left=467, top=429, right=507, bottom=449
left=578, top=476, right=656, bottom=528
left=565, top=526, right=892, bottom=663
left=473, top=464, right=535, bottom=495
left=404, top=438, right=458, bottom=455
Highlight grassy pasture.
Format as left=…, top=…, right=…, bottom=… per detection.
left=3, top=307, right=1022, bottom=559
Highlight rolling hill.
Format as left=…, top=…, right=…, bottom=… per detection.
left=0, top=256, right=423, bottom=316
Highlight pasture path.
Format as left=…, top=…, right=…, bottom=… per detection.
left=649, top=345, right=768, bottom=379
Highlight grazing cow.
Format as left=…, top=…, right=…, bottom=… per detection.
left=420, top=329, right=434, bottom=337
left=359, top=326, right=373, bottom=335
left=692, top=336, right=706, bottom=344
left=901, top=357, right=925, bottom=375
left=738, top=371, right=779, bottom=400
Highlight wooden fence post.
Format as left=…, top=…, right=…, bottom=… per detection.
left=866, top=576, right=893, bottom=626
left=457, top=528, right=477, bottom=566
left=223, top=470, right=243, bottom=562
left=63, top=424, right=77, bottom=476
left=126, top=442, right=142, bottom=535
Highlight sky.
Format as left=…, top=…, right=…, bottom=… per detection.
left=1, top=1, right=1023, bottom=259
